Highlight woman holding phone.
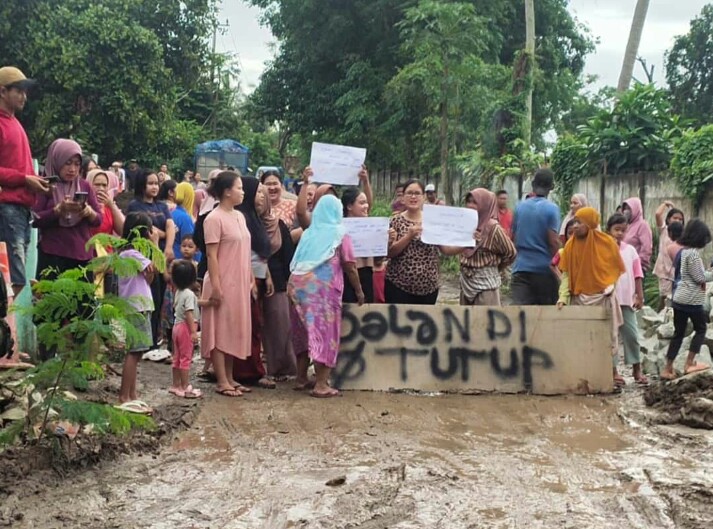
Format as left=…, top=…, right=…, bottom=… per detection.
left=33, top=139, right=102, bottom=279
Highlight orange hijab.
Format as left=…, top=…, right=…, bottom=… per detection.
left=559, top=207, right=624, bottom=295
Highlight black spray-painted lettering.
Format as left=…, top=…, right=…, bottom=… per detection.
left=335, top=305, right=554, bottom=391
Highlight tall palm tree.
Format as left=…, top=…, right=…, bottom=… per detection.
left=618, top=0, right=650, bottom=92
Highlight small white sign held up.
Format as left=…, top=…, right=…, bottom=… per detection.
left=421, top=205, right=478, bottom=247
left=343, top=217, right=389, bottom=258
left=309, top=142, right=367, bottom=186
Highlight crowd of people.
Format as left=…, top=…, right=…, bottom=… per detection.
left=1, top=66, right=711, bottom=413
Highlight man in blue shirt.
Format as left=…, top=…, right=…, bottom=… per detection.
left=511, top=168, right=561, bottom=305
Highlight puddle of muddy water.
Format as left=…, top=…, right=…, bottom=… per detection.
left=5, top=386, right=713, bottom=529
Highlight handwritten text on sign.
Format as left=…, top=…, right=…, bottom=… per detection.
left=309, top=142, right=367, bottom=186
left=343, top=217, right=389, bottom=258
left=334, top=305, right=614, bottom=395
left=421, top=205, right=478, bottom=247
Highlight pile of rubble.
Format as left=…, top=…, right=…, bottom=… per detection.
left=636, top=306, right=713, bottom=376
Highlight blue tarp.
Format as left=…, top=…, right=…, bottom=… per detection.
left=194, top=139, right=249, bottom=155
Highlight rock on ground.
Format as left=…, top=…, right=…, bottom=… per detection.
left=644, top=370, right=713, bottom=429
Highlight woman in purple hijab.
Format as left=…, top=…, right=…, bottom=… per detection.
left=33, top=139, right=102, bottom=279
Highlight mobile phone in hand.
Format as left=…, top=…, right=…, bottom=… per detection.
left=73, top=191, right=88, bottom=206
left=45, top=175, right=61, bottom=184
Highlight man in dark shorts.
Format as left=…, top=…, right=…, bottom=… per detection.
left=511, top=168, right=561, bottom=305
left=0, top=66, right=50, bottom=297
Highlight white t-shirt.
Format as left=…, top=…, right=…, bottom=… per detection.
left=174, top=288, right=199, bottom=323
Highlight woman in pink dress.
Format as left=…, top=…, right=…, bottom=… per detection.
left=200, top=171, right=253, bottom=397
left=288, top=195, right=364, bottom=398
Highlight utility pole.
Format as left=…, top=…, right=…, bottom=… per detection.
left=209, top=17, right=229, bottom=135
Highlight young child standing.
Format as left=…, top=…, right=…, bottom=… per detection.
left=607, top=214, right=647, bottom=386
left=169, top=260, right=203, bottom=398
left=117, top=212, right=157, bottom=413
left=662, top=219, right=713, bottom=380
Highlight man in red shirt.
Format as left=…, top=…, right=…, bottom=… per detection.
left=496, top=189, right=513, bottom=238
left=0, top=66, right=50, bottom=296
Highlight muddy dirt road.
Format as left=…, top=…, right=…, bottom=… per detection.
left=5, top=376, right=712, bottom=529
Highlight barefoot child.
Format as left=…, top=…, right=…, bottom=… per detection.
left=662, top=219, right=713, bottom=380
left=169, top=260, right=204, bottom=398
left=118, top=212, right=157, bottom=412
left=607, top=214, right=647, bottom=386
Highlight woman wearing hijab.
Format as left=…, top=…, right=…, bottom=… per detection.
left=288, top=195, right=364, bottom=398
left=260, top=186, right=297, bottom=379
left=33, top=139, right=102, bottom=279
left=232, top=176, right=277, bottom=389
left=559, top=194, right=588, bottom=243
left=557, top=207, right=626, bottom=364
left=459, top=189, right=517, bottom=306
left=621, top=197, right=653, bottom=271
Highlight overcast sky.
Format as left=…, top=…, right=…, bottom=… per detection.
left=217, top=0, right=707, bottom=93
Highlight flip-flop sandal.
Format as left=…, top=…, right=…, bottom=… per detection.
left=613, top=376, right=626, bottom=387
left=168, top=387, right=185, bottom=397
left=660, top=372, right=678, bottom=381
left=185, top=385, right=203, bottom=398
left=114, top=400, right=153, bottom=415
left=232, top=383, right=252, bottom=393
left=293, top=380, right=317, bottom=391
left=634, top=376, right=649, bottom=386
left=257, top=378, right=277, bottom=389
left=183, top=388, right=202, bottom=399
left=310, top=389, right=342, bottom=399
left=216, top=387, right=243, bottom=398
left=684, top=363, right=710, bottom=375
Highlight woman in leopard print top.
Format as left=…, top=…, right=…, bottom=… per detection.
left=386, top=179, right=463, bottom=304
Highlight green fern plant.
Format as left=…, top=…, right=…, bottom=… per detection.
left=0, top=231, right=164, bottom=447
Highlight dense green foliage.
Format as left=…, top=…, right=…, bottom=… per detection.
left=0, top=233, right=164, bottom=447
left=248, top=0, right=594, bottom=185
left=550, top=134, right=590, bottom=210
left=0, top=0, right=282, bottom=170
left=666, top=4, right=713, bottom=125
left=671, top=125, right=713, bottom=206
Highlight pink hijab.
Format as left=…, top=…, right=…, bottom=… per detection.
left=46, top=139, right=83, bottom=227
left=622, top=197, right=653, bottom=270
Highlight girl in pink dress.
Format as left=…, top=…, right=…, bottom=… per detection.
left=200, top=172, right=253, bottom=397
left=288, top=195, right=364, bottom=398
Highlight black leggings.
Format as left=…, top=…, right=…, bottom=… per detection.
left=150, top=273, right=166, bottom=348
left=343, top=267, right=374, bottom=303
left=384, top=279, right=438, bottom=305
left=667, top=307, right=707, bottom=361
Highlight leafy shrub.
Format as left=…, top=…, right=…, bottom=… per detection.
left=671, top=124, right=713, bottom=207
left=550, top=134, right=591, bottom=212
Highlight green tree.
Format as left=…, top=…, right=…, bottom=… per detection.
left=388, top=1, right=488, bottom=204
left=666, top=4, right=713, bottom=124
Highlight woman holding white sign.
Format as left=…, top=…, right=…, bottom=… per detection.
left=459, top=188, right=517, bottom=306
left=341, top=186, right=375, bottom=303
left=386, top=179, right=462, bottom=305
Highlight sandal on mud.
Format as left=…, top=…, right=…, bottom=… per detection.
left=257, top=377, right=277, bottom=389
left=114, top=400, right=153, bottom=415
left=215, top=387, right=242, bottom=398
left=660, top=371, right=678, bottom=381
left=634, top=376, right=649, bottom=386
left=310, top=388, right=342, bottom=399
left=613, top=375, right=626, bottom=387
left=684, top=363, right=710, bottom=375
left=293, top=379, right=317, bottom=391
left=185, top=385, right=202, bottom=398
left=231, top=383, right=252, bottom=393
left=168, top=387, right=185, bottom=397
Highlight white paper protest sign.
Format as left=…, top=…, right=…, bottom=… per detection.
left=421, top=205, right=478, bottom=247
left=343, top=217, right=389, bottom=258
left=309, top=142, right=366, bottom=186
